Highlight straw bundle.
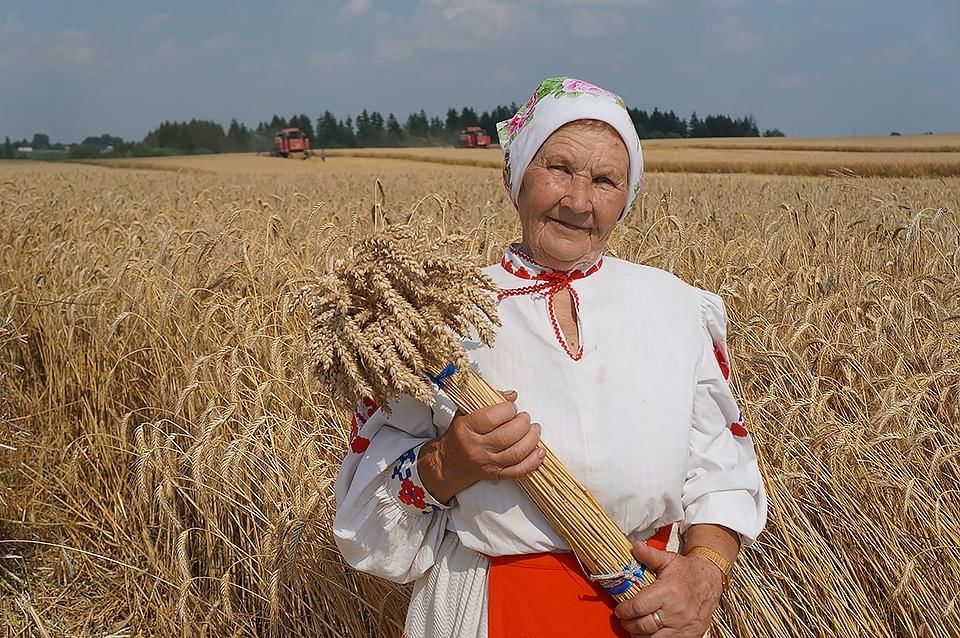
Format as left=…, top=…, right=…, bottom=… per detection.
left=297, top=225, right=652, bottom=601
left=440, top=367, right=653, bottom=601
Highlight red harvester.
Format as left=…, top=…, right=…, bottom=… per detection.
left=458, top=126, right=493, bottom=148
left=272, top=128, right=312, bottom=158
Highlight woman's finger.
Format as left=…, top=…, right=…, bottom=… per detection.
left=462, top=400, right=518, bottom=435
left=615, top=585, right=665, bottom=622
left=619, top=612, right=663, bottom=636
left=484, top=411, right=532, bottom=450
left=495, top=444, right=545, bottom=480
left=491, top=422, right=541, bottom=466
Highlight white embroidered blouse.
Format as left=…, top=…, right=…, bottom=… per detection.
left=333, top=246, right=768, bottom=584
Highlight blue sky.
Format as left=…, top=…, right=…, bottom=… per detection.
left=1, top=0, right=957, bottom=142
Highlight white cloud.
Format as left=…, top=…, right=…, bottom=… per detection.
left=343, top=0, right=371, bottom=16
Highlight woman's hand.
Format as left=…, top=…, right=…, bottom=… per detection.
left=614, top=542, right=723, bottom=637
left=417, top=391, right=545, bottom=503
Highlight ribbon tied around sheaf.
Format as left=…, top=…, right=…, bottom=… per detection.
left=428, top=363, right=457, bottom=390
left=588, top=560, right=649, bottom=597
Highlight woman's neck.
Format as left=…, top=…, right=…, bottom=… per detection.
left=515, top=242, right=601, bottom=273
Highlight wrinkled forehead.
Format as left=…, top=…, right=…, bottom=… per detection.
left=533, top=120, right=630, bottom=168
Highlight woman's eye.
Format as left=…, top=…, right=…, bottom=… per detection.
left=594, top=176, right=614, bottom=185
left=549, top=165, right=571, bottom=174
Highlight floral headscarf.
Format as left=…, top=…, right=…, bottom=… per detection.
left=497, top=77, right=643, bottom=221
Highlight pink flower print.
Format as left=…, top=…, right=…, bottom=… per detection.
left=507, top=92, right=538, bottom=137
left=507, top=110, right=531, bottom=137
left=562, top=78, right=617, bottom=99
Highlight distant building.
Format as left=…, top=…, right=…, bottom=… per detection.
left=100, top=145, right=115, bottom=154
left=16, top=146, right=33, bottom=153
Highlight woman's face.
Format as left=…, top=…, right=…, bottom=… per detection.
left=517, top=120, right=629, bottom=271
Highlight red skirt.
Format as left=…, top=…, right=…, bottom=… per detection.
left=486, top=526, right=671, bottom=638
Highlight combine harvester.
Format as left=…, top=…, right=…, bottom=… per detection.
left=271, top=127, right=313, bottom=159
left=458, top=126, right=495, bottom=148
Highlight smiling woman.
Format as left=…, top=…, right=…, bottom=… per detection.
left=518, top=120, right=629, bottom=271
left=333, top=77, right=767, bottom=638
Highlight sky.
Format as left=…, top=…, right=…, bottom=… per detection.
left=0, top=0, right=957, bottom=142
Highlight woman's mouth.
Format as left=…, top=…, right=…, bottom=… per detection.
left=548, top=217, right=587, bottom=231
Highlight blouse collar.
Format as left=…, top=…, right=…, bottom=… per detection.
left=499, top=244, right=603, bottom=281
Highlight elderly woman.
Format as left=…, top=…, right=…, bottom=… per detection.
left=334, top=77, right=767, bottom=638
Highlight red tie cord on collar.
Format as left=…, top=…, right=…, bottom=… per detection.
left=498, top=251, right=603, bottom=361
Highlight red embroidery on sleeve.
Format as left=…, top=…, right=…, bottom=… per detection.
left=398, top=478, right=427, bottom=511
left=348, top=397, right=379, bottom=454
left=713, top=343, right=730, bottom=380
left=730, top=412, right=748, bottom=438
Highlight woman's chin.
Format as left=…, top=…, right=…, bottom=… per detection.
left=533, top=238, right=594, bottom=270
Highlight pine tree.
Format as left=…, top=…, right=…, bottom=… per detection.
left=386, top=113, right=403, bottom=144
left=688, top=112, right=702, bottom=137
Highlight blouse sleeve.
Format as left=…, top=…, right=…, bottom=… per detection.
left=681, top=290, right=768, bottom=546
left=333, top=392, right=458, bottom=583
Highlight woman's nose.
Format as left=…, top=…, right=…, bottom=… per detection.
left=561, top=175, right=592, bottom=214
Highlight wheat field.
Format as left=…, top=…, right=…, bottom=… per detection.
left=1, top=147, right=959, bottom=637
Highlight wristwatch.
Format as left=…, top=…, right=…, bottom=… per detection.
left=686, top=546, right=735, bottom=592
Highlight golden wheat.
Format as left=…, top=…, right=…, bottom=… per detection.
left=1, top=155, right=959, bottom=637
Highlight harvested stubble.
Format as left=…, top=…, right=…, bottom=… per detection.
left=0, top=157, right=959, bottom=637
left=297, top=225, right=653, bottom=602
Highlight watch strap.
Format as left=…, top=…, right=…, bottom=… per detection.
left=686, top=546, right=734, bottom=592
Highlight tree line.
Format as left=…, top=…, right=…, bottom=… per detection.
left=2, top=104, right=782, bottom=159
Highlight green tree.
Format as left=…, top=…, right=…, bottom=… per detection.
left=2, top=136, right=13, bottom=159
left=459, top=106, right=478, bottom=127
left=405, top=110, right=429, bottom=140
left=688, top=112, right=704, bottom=137
left=386, top=113, right=403, bottom=145
left=226, top=119, right=252, bottom=151
left=445, top=108, right=460, bottom=133
left=31, top=133, right=50, bottom=149
left=340, top=117, right=356, bottom=147
left=316, top=111, right=341, bottom=147
left=428, top=116, right=445, bottom=139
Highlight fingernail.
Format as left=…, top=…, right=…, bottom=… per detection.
left=538, top=448, right=546, bottom=459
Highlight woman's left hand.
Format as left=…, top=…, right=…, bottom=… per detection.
left=613, top=541, right=723, bottom=637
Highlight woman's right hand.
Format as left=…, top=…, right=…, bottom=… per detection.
left=417, top=391, right=545, bottom=503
